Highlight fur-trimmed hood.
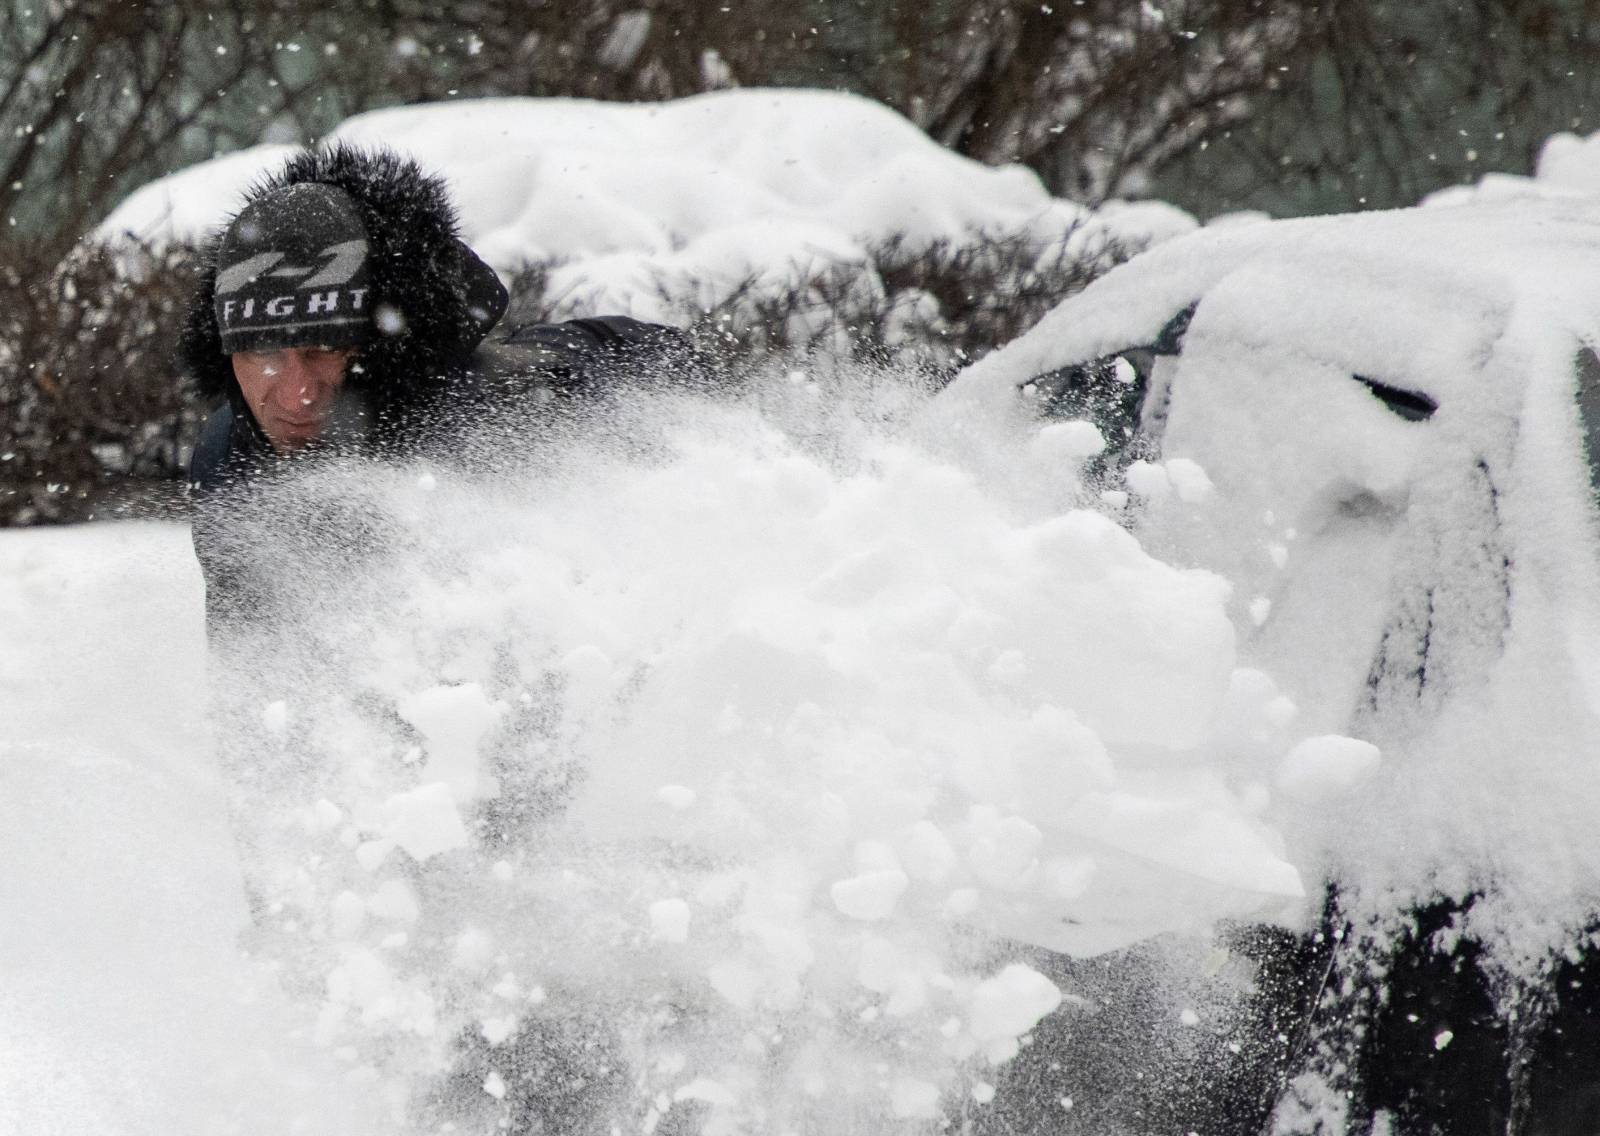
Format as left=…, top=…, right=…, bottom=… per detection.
left=178, top=143, right=508, bottom=434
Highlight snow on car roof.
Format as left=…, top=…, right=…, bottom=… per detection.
left=944, top=197, right=1600, bottom=409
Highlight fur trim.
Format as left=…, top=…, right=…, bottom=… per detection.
left=177, top=143, right=506, bottom=432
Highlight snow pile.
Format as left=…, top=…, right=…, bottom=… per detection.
left=96, top=90, right=1193, bottom=321
left=943, top=197, right=1600, bottom=972
left=198, top=369, right=1310, bottom=1131
left=0, top=525, right=396, bottom=1136
left=1421, top=127, right=1600, bottom=208
left=1532, top=129, right=1600, bottom=194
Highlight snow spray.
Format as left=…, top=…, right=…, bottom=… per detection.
left=206, top=365, right=1314, bottom=1134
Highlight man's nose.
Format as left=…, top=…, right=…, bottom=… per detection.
left=269, top=356, right=319, bottom=407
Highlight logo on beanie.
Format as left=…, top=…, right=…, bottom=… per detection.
left=217, top=239, right=370, bottom=340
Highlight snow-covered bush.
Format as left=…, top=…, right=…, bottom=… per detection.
left=0, top=241, right=206, bottom=526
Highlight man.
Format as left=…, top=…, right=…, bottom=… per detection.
left=181, top=142, right=691, bottom=624
left=178, top=143, right=684, bottom=1132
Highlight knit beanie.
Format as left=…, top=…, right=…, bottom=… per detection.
left=213, top=182, right=372, bottom=355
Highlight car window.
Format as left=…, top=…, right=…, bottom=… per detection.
left=1352, top=376, right=1437, bottom=422
left=1020, top=304, right=1196, bottom=474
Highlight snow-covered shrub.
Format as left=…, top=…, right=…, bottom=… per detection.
left=506, top=224, right=1142, bottom=384
left=0, top=240, right=206, bottom=526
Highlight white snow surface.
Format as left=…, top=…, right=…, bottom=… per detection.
left=96, top=90, right=1193, bottom=321
left=0, top=525, right=395, bottom=1136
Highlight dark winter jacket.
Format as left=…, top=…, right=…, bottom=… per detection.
left=180, top=144, right=694, bottom=628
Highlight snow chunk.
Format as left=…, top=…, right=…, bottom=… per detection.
left=707, top=958, right=761, bottom=1009
left=308, top=798, right=342, bottom=831
left=395, top=683, right=505, bottom=802
left=482, top=1016, right=518, bottom=1046
left=857, top=935, right=931, bottom=1015
left=1165, top=458, right=1215, bottom=504
left=1125, top=460, right=1172, bottom=499
left=649, top=898, right=691, bottom=943
left=967, top=964, right=1063, bottom=1045
left=381, top=782, right=469, bottom=862
left=1276, top=735, right=1382, bottom=801
left=830, top=869, right=910, bottom=921
left=353, top=836, right=392, bottom=872
left=324, top=948, right=436, bottom=1037
left=943, top=888, right=980, bottom=918
left=1030, top=421, right=1106, bottom=464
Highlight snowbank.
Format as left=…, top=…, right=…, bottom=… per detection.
left=96, top=90, right=1193, bottom=319
left=1421, top=127, right=1600, bottom=208
left=0, top=525, right=394, bottom=1136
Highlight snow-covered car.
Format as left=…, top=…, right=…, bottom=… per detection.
left=943, top=198, right=1600, bottom=1135
left=950, top=199, right=1600, bottom=749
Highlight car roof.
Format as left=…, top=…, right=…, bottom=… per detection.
left=944, top=198, right=1600, bottom=409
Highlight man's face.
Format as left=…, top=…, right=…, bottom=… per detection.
left=231, top=346, right=356, bottom=453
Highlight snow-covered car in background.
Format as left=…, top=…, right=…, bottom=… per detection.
left=944, top=199, right=1600, bottom=1135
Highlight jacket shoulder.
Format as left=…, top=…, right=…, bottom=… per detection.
left=189, top=405, right=242, bottom=492
left=501, top=315, right=687, bottom=354
left=492, top=316, right=699, bottom=394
